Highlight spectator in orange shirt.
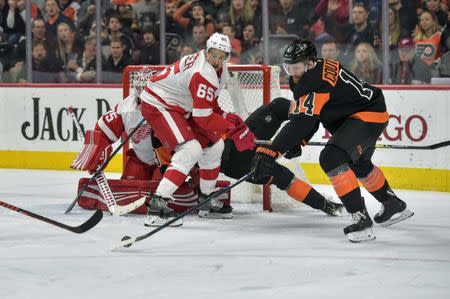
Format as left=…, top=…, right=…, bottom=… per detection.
left=414, top=10, right=442, bottom=66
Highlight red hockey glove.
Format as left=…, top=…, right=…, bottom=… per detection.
left=71, top=130, right=112, bottom=173
left=224, top=112, right=245, bottom=127
left=227, top=123, right=256, bottom=152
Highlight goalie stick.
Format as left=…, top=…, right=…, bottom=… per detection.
left=0, top=200, right=103, bottom=234
left=65, top=106, right=145, bottom=215
left=110, top=171, right=254, bottom=250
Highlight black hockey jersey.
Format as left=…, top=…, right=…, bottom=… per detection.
left=272, top=59, right=388, bottom=154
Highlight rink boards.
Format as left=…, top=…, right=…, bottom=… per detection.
left=0, top=84, right=449, bottom=192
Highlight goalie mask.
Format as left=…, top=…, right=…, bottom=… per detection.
left=283, top=39, right=317, bottom=75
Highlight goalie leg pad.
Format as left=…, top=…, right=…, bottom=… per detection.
left=77, top=177, right=227, bottom=214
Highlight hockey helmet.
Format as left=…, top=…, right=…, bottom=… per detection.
left=206, top=32, right=231, bottom=54
left=283, top=39, right=317, bottom=65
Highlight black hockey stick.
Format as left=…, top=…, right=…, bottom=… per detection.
left=64, top=117, right=146, bottom=214
left=256, top=139, right=450, bottom=150
left=0, top=200, right=103, bottom=234
left=307, top=140, right=450, bottom=150
left=111, top=171, right=254, bottom=250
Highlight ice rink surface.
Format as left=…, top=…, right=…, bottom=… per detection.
left=0, top=169, right=449, bottom=299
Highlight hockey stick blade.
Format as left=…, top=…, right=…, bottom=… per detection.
left=110, top=171, right=254, bottom=250
left=112, top=196, right=146, bottom=216
left=0, top=200, right=103, bottom=234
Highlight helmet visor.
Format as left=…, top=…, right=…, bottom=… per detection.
left=283, top=62, right=307, bottom=76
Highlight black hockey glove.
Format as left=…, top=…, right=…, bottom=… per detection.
left=251, top=145, right=279, bottom=181
left=284, top=145, right=302, bottom=159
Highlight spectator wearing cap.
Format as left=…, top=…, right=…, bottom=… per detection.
left=390, top=37, right=432, bottom=84
left=173, top=0, right=215, bottom=42
left=414, top=10, right=443, bottom=66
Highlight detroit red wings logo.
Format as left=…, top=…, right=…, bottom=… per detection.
left=131, top=123, right=151, bottom=144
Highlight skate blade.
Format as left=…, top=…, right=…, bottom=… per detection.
left=144, top=216, right=183, bottom=227
left=379, top=209, right=414, bottom=227
left=346, top=227, right=376, bottom=243
left=198, top=210, right=233, bottom=219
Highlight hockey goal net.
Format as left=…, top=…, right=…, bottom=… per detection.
left=123, top=64, right=306, bottom=212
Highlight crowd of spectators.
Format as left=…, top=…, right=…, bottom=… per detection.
left=0, top=0, right=449, bottom=84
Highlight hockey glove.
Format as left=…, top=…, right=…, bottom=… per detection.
left=71, top=130, right=112, bottom=173
left=224, top=112, right=245, bottom=127
left=227, top=123, right=256, bottom=152
left=251, top=145, right=279, bottom=181
left=284, top=145, right=302, bottom=159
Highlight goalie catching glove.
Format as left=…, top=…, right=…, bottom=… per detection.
left=251, top=145, right=280, bottom=181
left=71, top=130, right=112, bottom=173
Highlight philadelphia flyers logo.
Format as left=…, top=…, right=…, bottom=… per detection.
left=416, top=44, right=436, bottom=59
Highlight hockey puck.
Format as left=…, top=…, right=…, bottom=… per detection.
left=121, top=236, right=133, bottom=248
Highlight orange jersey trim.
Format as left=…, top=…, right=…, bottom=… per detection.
left=330, top=169, right=359, bottom=197
left=359, top=166, right=386, bottom=192
left=287, top=179, right=312, bottom=202
left=350, top=111, right=388, bottom=124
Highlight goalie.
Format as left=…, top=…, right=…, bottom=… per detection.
left=70, top=90, right=234, bottom=221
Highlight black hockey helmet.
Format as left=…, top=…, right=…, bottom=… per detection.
left=283, top=39, right=317, bottom=65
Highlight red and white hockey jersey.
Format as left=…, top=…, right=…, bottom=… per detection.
left=140, top=50, right=234, bottom=134
left=96, top=94, right=156, bottom=166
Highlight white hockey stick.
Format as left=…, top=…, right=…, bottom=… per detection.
left=68, top=106, right=145, bottom=216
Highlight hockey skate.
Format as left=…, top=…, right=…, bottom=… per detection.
left=374, top=197, right=414, bottom=227
left=144, top=194, right=183, bottom=227
left=197, top=193, right=233, bottom=219
left=321, top=200, right=346, bottom=216
left=344, top=208, right=376, bottom=243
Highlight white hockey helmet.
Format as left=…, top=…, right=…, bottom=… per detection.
left=206, top=32, right=231, bottom=54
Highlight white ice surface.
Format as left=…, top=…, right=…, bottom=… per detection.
left=0, top=169, right=449, bottom=299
